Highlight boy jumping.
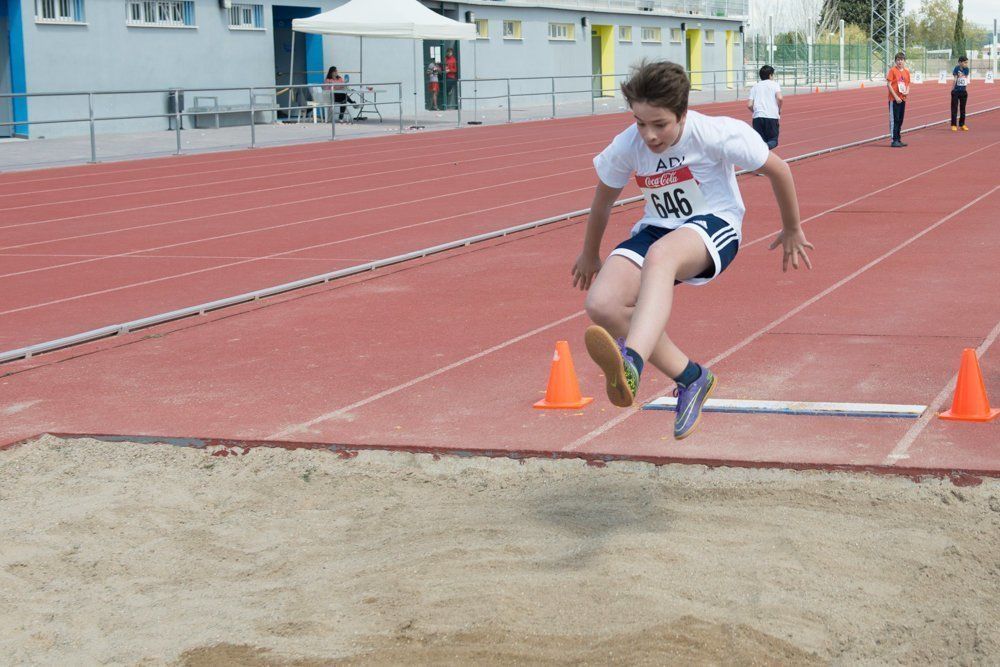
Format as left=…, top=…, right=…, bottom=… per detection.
left=748, top=65, right=783, bottom=149
left=572, top=61, right=814, bottom=439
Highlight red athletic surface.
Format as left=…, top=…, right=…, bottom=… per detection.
left=2, top=84, right=999, bottom=480
left=2, top=83, right=999, bottom=353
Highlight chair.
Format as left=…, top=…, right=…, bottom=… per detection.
left=303, top=86, right=329, bottom=123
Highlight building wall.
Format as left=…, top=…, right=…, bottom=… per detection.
left=18, top=0, right=282, bottom=137
left=13, top=0, right=743, bottom=138
left=1, top=0, right=13, bottom=137
left=450, top=6, right=741, bottom=110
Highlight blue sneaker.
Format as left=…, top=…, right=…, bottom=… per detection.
left=584, top=325, right=639, bottom=407
left=673, top=368, right=717, bottom=439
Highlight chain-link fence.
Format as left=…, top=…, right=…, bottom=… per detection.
left=745, top=34, right=875, bottom=80
left=746, top=34, right=999, bottom=81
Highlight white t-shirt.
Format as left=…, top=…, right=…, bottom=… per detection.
left=748, top=80, right=782, bottom=119
left=593, top=110, right=769, bottom=236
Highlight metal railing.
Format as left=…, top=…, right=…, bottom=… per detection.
left=0, top=82, right=405, bottom=163
left=453, top=65, right=840, bottom=125
left=455, top=73, right=630, bottom=125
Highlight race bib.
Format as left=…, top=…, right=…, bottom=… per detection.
left=897, top=81, right=908, bottom=95
left=958, top=76, right=969, bottom=86
left=636, top=167, right=708, bottom=221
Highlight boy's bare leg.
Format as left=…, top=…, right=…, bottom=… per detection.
left=625, top=227, right=712, bottom=365
left=585, top=256, right=688, bottom=378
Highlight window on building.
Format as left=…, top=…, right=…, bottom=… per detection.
left=618, top=25, right=632, bottom=42
left=548, top=22, right=574, bottom=41
left=733, top=31, right=741, bottom=45
left=670, top=27, right=682, bottom=43
left=475, top=18, right=488, bottom=39
left=705, top=29, right=715, bottom=44
left=35, top=0, right=85, bottom=23
left=127, top=1, right=195, bottom=28
left=502, top=19, right=522, bottom=40
left=228, top=3, right=263, bottom=30
left=641, top=26, right=661, bottom=43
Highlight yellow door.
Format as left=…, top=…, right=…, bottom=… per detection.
left=593, top=25, right=615, bottom=97
left=686, top=29, right=703, bottom=89
left=725, top=30, right=734, bottom=88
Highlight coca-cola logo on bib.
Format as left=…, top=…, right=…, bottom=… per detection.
left=636, top=166, right=692, bottom=189
left=641, top=172, right=679, bottom=188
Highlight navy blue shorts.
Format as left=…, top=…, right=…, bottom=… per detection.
left=610, top=214, right=740, bottom=285
left=752, top=117, right=780, bottom=149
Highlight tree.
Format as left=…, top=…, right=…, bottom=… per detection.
left=953, top=0, right=966, bottom=56
left=822, top=0, right=870, bottom=30
left=912, top=0, right=958, bottom=50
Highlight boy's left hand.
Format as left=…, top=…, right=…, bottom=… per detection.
left=769, top=228, right=814, bottom=271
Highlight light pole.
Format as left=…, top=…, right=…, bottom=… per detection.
left=993, top=19, right=998, bottom=74
left=840, top=19, right=845, bottom=80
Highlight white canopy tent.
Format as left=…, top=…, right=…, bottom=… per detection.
left=291, top=0, right=476, bottom=119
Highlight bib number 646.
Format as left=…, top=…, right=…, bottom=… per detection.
left=650, top=189, right=693, bottom=218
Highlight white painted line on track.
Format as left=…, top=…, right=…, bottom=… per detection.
left=267, top=310, right=586, bottom=439
left=883, top=316, right=1000, bottom=465
left=0, top=148, right=600, bottom=232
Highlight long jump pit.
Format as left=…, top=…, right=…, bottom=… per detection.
left=2, top=434, right=999, bottom=665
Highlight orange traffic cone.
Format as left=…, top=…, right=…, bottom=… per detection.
left=860, top=82, right=865, bottom=88
left=814, top=86, right=820, bottom=93
left=534, top=341, right=593, bottom=409
left=939, top=349, right=1000, bottom=422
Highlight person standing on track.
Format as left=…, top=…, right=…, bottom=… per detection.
left=886, top=52, right=911, bottom=148
left=747, top=65, right=783, bottom=149
left=572, top=60, right=814, bottom=440
left=951, top=55, right=971, bottom=131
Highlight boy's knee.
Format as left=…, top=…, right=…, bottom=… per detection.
left=585, top=291, right=623, bottom=326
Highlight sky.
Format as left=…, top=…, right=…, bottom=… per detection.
left=904, top=0, right=997, bottom=29
left=749, top=0, right=997, bottom=35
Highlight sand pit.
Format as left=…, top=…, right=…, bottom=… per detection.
left=2, top=435, right=999, bottom=665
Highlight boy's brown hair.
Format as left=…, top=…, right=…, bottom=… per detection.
left=620, top=60, right=690, bottom=119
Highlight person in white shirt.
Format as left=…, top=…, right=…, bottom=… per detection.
left=747, top=65, right=783, bottom=149
left=572, top=60, right=814, bottom=439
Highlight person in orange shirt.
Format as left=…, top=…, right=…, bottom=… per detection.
left=886, top=52, right=911, bottom=147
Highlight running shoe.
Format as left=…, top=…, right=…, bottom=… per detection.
left=584, top=325, right=639, bottom=408
left=673, top=368, right=717, bottom=440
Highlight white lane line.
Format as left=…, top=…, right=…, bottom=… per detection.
left=0, top=134, right=610, bottom=211
left=0, top=112, right=631, bottom=193
left=267, top=310, right=586, bottom=439
left=562, top=185, right=1000, bottom=453
left=883, top=317, right=1000, bottom=465
left=0, top=148, right=599, bottom=232
left=740, top=137, right=1000, bottom=251
left=0, top=185, right=594, bottom=304
left=0, top=252, right=373, bottom=262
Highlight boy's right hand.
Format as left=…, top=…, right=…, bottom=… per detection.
left=571, top=252, right=602, bottom=290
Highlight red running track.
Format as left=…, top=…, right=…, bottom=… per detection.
left=2, top=83, right=999, bottom=356
left=1, top=106, right=998, bottom=479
